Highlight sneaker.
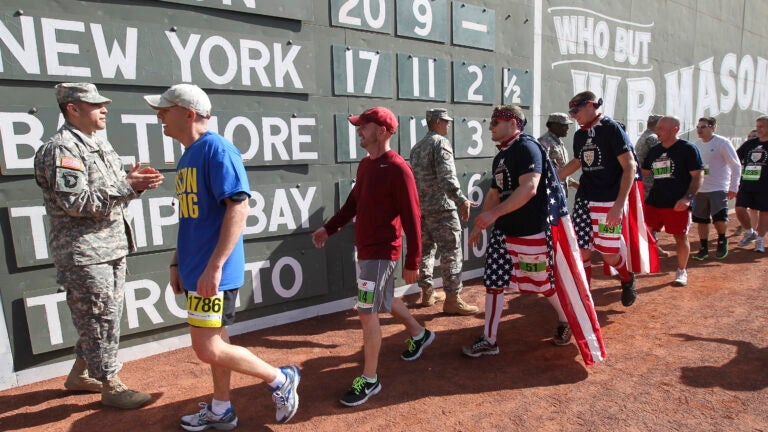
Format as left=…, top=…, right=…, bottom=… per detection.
left=620, top=273, right=637, bottom=307
left=715, top=238, right=728, bottom=259
left=271, top=366, right=300, bottom=423
left=462, top=335, right=500, bottom=358
left=672, top=269, right=688, bottom=287
left=339, top=376, right=381, bottom=407
left=738, top=231, right=759, bottom=247
left=552, top=322, right=572, bottom=346
left=756, top=238, right=765, bottom=253
left=181, top=403, right=238, bottom=431
left=692, top=247, right=709, bottom=261
left=401, top=329, right=435, bottom=361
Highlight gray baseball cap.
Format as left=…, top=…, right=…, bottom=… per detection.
left=55, top=83, right=112, bottom=105
left=547, top=112, right=573, bottom=125
left=426, top=108, right=453, bottom=122
left=144, top=84, right=212, bottom=118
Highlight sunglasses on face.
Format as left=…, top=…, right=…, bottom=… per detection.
left=568, top=101, right=590, bottom=115
left=696, top=125, right=712, bottom=129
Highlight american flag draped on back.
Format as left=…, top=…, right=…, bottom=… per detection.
left=541, top=147, right=606, bottom=366
left=601, top=126, right=660, bottom=276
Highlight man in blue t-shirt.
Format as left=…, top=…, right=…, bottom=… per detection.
left=145, top=84, right=300, bottom=429
left=735, top=115, right=768, bottom=253
left=642, top=116, right=704, bottom=287
left=558, top=91, right=639, bottom=307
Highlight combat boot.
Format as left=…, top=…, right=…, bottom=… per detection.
left=420, top=285, right=446, bottom=307
left=64, top=357, right=102, bottom=393
left=443, top=293, right=479, bottom=315
left=101, top=375, right=151, bottom=409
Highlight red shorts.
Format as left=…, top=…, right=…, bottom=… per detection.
left=644, top=205, right=691, bottom=236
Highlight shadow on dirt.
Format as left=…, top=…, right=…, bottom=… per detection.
left=673, top=333, right=768, bottom=391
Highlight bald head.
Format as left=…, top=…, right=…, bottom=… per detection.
left=655, top=116, right=681, bottom=146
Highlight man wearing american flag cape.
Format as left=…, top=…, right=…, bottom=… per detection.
left=558, top=91, right=659, bottom=308
left=461, top=105, right=605, bottom=366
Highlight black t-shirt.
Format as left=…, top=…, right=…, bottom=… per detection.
left=491, top=133, right=547, bottom=236
left=573, top=116, right=632, bottom=202
left=642, top=139, right=704, bottom=208
left=736, top=139, right=768, bottom=193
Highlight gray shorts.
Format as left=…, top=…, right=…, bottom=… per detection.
left=356, top=260, right=397, bottom=314
left=692, top=190, right=729, bottom=223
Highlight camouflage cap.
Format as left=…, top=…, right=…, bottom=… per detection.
left=55, top=83, right=112, bottom=105
left=546, top=112, right=573, bottom=125
left=426, top=108, right=453, bottom=122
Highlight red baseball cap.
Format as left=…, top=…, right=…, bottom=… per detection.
left=348, top=106, right=398, bottom=134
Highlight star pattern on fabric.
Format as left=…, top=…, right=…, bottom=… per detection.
left=572, top=197, right=593, bottom=250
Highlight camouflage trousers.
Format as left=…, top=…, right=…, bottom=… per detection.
left=419, top=210, right=464, bottom=294
left=57, top=257, right=126, bottom=381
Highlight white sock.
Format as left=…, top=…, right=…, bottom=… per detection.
left=210, top=399, right=231, bottom=416
left=269, top=368, right=286, bottom=390
left=747, top=228, right=755, bottom=235
left=414, top=328, right=426, bottom=340
left=484, top=291, right=504, bottom=345
left=362, top=374, right=377, bottom=383
left=546, top=294, right=568, bottom=322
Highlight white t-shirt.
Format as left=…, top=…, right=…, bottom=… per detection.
left=696, top=134, right=741, bottom=193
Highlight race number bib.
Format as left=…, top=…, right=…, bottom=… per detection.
left=652, top=160, right=672, bottom=179
left=598, top=217, right=622, bottom=238
left=518, top=254, right=547, bottom=277
left=743, top=164, right=762, bottom=181
left=187, top=291, right=224, bottom=327
left=356, top=279, right=376, bottom=310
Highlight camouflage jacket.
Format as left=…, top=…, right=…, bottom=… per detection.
left=635, top=128, right=660, bottom=190
left=537, top=130, right=569, bottom=169
left=410, top=131, right=468, bottom=213
left=34, top=123, right=138, bottom=267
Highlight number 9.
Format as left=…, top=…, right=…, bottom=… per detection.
left=413, top=0, right=433, bottom=36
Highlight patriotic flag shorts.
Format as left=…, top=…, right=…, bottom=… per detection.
left=483, top=228, right=554, bottom=296
left=573, top=197, right=623, bottom=255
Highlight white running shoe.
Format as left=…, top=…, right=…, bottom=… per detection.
left=738, top=231, right=759, bottom=247
left=672, top=268, right=688, bottom=287
left=756, top=238, right=765, bottom=253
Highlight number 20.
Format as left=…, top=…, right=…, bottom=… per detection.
left=338, top=0, right=386, bottom=29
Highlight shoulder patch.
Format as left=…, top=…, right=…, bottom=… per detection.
left=442, top=151, right=453, bottom=161
left=60, top=157, right=83, bottom=171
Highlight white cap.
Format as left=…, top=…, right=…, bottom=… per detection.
left=144, top=84, right=211, bottom=118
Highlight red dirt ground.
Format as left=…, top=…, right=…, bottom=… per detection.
left=2, top=221, right=767, bottom=431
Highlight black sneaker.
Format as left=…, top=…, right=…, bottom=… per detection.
left=692, top=247, right=709, bottom=261
left=462, top=335, right=499, bottom=358
left=552, top=322, right=572, bottom=346
left=401, top=329, right=435, bottom=361
left=715, top=238, right=728, bottom=259
left=620, top=273, right=637, bottom=307
left=339, top=376, right=381, bottom=407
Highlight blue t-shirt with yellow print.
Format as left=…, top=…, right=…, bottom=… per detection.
left=176, top=131, right=250, bottom=292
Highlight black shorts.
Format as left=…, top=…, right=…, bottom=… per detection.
left=736, top=189, right=768, bottom=211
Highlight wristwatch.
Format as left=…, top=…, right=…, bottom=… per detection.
left=685, top=193, right=694, bottom=200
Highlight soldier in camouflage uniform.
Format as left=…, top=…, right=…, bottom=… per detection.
left=538, top=113, right=574, bottom=197
left=410, top=108, right=479, bottom=315
left=635, top=114, right=663, bottom=198
left=634, top=114, right=669, bottom=257
left=33, top=83, right=163, bottom=410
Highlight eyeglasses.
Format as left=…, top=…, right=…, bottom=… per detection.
left=568, top=101, right=589, bottom=115
left=696, top=125, right=711, bottom=129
